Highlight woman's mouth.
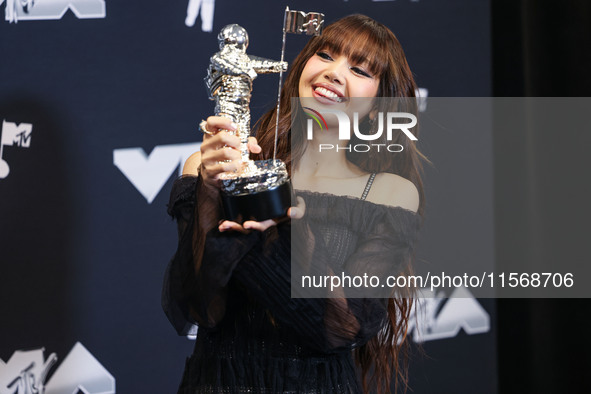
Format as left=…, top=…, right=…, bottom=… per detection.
left=313, top=86, right=344, bottom=103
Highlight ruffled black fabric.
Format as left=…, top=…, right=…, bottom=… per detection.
left=162, top=176, right=420, bottom=393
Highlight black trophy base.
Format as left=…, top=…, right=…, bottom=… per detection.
left=221, top=180, right=293, bottom=223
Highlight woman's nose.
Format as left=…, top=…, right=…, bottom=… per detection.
left=324, top=60, right=347, bottom=85
left=324, top=71, right=342, bottom=85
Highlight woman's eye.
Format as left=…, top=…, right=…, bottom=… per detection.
left=316, top=51, right=333, bottom=60
left=350, top=67, right=372, bottom=78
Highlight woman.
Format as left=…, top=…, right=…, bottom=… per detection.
left=163, top=14, right=424, bottom=393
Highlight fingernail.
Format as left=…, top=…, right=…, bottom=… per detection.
left=230, top=122, right=237, bottom=130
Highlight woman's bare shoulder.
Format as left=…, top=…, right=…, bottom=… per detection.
left=365, top=173, right=419, bottom=212
left=182, top=152, right=201, bottom=176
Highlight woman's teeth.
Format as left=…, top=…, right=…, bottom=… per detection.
left=315, top=87, right=342, bottom=102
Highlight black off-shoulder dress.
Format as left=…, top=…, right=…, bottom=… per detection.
left=163, top=175, right=420, bottom=394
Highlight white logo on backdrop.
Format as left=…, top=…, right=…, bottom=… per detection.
left=114, top=142, right=201, bottom=203
left=416, top=87, right=428, bottom=112
left=409, top=287, right=490, bottom=342
left=183, top=1, right=420, bottom=33
left=1, top=0, right=106, bottom=23
left=185, top=0, right=214, bottom=32
left=0, top=342, right=115, bottom=394
left=0, top=120, right=32, bottom=179
left=182, top=0, right=423, bottom=32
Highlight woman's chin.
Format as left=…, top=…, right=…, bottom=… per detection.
left=299, top=96, right=347, bottom=112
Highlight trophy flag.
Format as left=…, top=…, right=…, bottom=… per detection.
left=273, top=7, right=325, bottom=160
left=284, top=9, right=325, bottom=36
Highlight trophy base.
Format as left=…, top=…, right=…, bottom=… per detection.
left=221, top=179, right=293, bottom=223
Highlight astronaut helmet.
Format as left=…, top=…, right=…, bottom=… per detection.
left=218, top=24, right=249, bottom=52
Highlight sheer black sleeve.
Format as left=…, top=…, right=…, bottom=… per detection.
left=162, top=175, right=260, bottom=335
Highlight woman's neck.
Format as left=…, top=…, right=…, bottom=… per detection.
left=295, top=129, right=364, bottom=179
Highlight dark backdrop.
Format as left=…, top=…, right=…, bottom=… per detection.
left=2, top=0, right=558, bottom=393
left=493, top=1, right=591, bottom=393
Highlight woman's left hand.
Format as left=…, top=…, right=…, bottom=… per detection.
left=218, top=196, right=306, bottom=233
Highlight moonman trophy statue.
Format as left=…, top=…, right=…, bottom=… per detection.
left=204, top=10, right=324, bottom=223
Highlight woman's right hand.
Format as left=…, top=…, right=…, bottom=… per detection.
left=198, top=116, right=261, bottom=189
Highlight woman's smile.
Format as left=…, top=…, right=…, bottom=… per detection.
left=312, top=83, right=345, bottom=103
left=299, top=50, right=380, bottom=102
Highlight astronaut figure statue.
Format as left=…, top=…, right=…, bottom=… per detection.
left=204, top=24, right=292, bottom=222
left=206, top=24, right=287, bottom=173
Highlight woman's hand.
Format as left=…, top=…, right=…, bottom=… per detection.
left=199, top=116, right=262, bottom=189
left=197, top=115, right=304, bottom=233
left=219, top=196, right=306, bottom=233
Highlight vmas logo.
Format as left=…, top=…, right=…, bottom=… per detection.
left=114, top=142, right=201, bottom=203
left=1, top=0, right=106, bottom=23
left=0, top=119, right=32, bottom=179
left=409, top=287, right=491, bottom=343
left=0, top=342, right=115, bottom=394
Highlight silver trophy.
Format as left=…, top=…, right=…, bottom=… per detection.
left=205, top=9, right=324, bottom=222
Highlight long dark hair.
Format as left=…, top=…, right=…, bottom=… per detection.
left=254, top=14, right=424, bottom=393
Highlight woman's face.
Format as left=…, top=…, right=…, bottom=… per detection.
left=298, top=49, right=379, bottom=125
left=299, top=49, right=379, bottom=100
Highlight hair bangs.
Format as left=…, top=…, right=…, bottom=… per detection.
left=317, top=18, right=390, bottom=78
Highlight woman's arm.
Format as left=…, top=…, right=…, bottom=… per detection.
left=163, top=118, right=294, bottom=333
left=163, top=117, right=255, bottom=333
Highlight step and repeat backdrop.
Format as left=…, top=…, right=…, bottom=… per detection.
left=0, top=1, right=493, bottom=393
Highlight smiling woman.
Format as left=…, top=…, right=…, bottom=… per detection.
left=256, top=15, right=424, bottom=195
left=299, top=49, right=380, bottom=103
left=164, top=14, right=425, bottom=394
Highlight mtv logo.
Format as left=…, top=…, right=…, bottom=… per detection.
left=0, top=119, right=33, bottom=179
left=1, top=120, right=32, bottom=148
left=1, top=0, right=106, bottom=23
left=409, top=287, right=490, bottom=342
left=0, top=342, right=115, bottom=394
left=0, top=348, right=57, bottom=393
